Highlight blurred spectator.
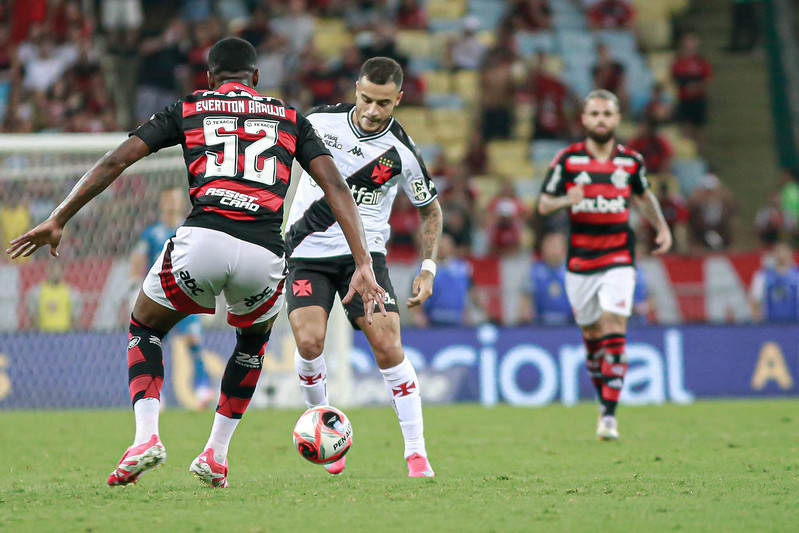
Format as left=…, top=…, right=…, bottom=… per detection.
left=26, top=261, right=81, bottom=332
left=135, top=19, right=188, bottom=123
left=526, top=52, right=579, bottom=141
left=463, top=132, right=488, bottom=174
left=439, top=166, right=479, bottom=255
left=687, top=172, right=736, bottom=251
left=646, top=180, right=690, bottom=253
left=500, top=0, right=551, bottom=33
left=0, top=182, right=32, bottom=262
left=412, top=233, right=476, bottom=327
left=755, top=191, right=797, bottom=246
left=778, top=168, right=799, bottom=232
left=486, top=178, right=526, bottom=256
left=592, top=43, right=628, bottom=112
left=642, top=83, right=674, bottom=125
left=631, top=245, right=654, bottom=325
left=726, top=0, right=761, bottom=53
left=626, top=120, right=674, bottom=175
left=395, top=0, right=427, bottom=30
left=387, top=192, right=420, bottom=260
left=588, top=0, right=636, bottom=30
left=271, top=0, right=315, bottom=56
left=519, top=232, right=572, bottom=325
left=671, top=32, right=713, bottom=146
left=478, top=43, right=517, bottom=140
left=442, top=16, right=487, bottom=72
left=21, top=36, right=79, bottom=92
left=748, top=242, right=799, bottom=322
left=100, top=0, right=143, bottom=35
left=186, top=18, right=223, bottom=91
left=345, top=0, right=393, bottom=33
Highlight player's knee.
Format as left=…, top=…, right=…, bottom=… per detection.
left=296, top=336, right=325, bottom=359
left=371, top=340, right=404, bottom=368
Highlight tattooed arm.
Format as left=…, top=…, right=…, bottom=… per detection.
left=407, top=198, right=443, bottom=307
left=633, top=189, right=672, bottom=255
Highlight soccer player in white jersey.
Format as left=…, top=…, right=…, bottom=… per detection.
left=285, top=57, right=443, bottom=477
left=538, top=90, right=672, bottom=440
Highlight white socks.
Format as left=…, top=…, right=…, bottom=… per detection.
left=133, top=397, right=160, bottom=446
left=205, top=412, right=240, bottom=463
left=380, top=357, right=426, bottom=459
left=294, top=349, right=328, bottom=407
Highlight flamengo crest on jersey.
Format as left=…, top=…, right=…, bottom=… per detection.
left=130, top=82, right=329, bottom=257
left=541, top=142, right=649, bottom=274
left=285, top=104, right=437, bottom=259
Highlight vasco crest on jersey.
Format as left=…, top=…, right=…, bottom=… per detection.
left=610, top=168, right=630, bottom=189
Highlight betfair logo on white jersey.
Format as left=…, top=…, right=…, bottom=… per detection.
left=350, top=184, right=384, bottom=205
left=571, top=195, right=626, bottom=214
left=574, top=172, right=592, bottom=185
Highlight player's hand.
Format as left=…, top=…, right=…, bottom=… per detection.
left=407, top=271, right=434, bottom=308
left=6, top=218, right=63, bottom=259
left=567, top=184, right=585, bottom=205
left=652, top=225, right=673, bottom=255
left=342, top=263, right=387, bottom=324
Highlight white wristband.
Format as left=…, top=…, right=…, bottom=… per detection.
left=421, top=259, right=437, bottom=277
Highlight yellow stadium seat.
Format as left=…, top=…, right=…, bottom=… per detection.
left=397, top=30, right=433, bottom=59
left=636, top=17, right=672, bottom=51
left=470, top=175, right=502, bottom=208
left=426, top=0, right=467, bottom=19
left=442, top=140, right=467, bottom=164
left=424, top=70, right=453, bottom=94
left=648, top=51, right=675, bottom=83
left=488, top=140, right=529, bottom=165
left=453, top=70, right=479, bottom=104
left=313, top=19, right=352, bottom=59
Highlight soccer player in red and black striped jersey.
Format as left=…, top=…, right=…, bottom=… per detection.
left=7, top=37, right=386, bottom=487
left=538, top=89, right=672, bottom=440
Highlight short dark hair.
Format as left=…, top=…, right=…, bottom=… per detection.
left=359, top=57, right=403, bottom=88
left=208, top=37, right=257, bottom=75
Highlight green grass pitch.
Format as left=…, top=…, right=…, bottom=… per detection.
left=2, top=400, right=798, bottom=532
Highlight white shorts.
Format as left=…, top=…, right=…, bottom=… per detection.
left=565, top=266, right=636, bottom=326
left=142, top=226, right=286, bottom=327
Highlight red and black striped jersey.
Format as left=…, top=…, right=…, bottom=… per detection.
left=130, top=82, right=330, bottom=257
left=540, top=141, right=649, bottom=274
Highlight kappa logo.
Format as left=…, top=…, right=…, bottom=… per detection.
left=293, top=279, right=313, bottom=297
left=574, top=171, right=592, bottom=185
left=235, top=352, right=264, bottom=368
left=128, top=336, right=141, bottom=350
left=348, top=146, right=364, bottom=157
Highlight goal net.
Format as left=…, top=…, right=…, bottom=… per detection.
left=0, top=133, right=353, bottom=409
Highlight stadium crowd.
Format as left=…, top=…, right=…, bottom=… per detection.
left=1, top=0, right=797, bottom=328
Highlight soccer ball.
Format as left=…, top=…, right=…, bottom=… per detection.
left=292, top=406, right=353, bottom=465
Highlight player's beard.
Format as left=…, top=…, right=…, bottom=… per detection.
left=586, top=128, right=615, bottom=144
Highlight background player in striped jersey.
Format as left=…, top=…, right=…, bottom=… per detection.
left=537, top=89, right=672, bottom=440
left=7, top=38, right=386, bottom=488
left=285, top=57, right=442, bottom=477
left=129, top=188, right=213, bottom=410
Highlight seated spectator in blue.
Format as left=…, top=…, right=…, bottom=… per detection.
left=412, top=233, right=474, bottom=327
left=521, top=232, right=573, bottom=325
left=748, top=242, right=799, bottom=322
left=630, top=265, right=652, bottom=325
left=129, top=188, right=213, bottom=409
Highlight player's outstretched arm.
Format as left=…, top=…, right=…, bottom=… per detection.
left=633, top=190, right=672, bottom=255
left=306, top=154, right=387, bottom=322
left=6, top=136, right=151, bottom=259
left=537, top=185, right=584, bottom=215
left=407, top=199, right=442, bottom=308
